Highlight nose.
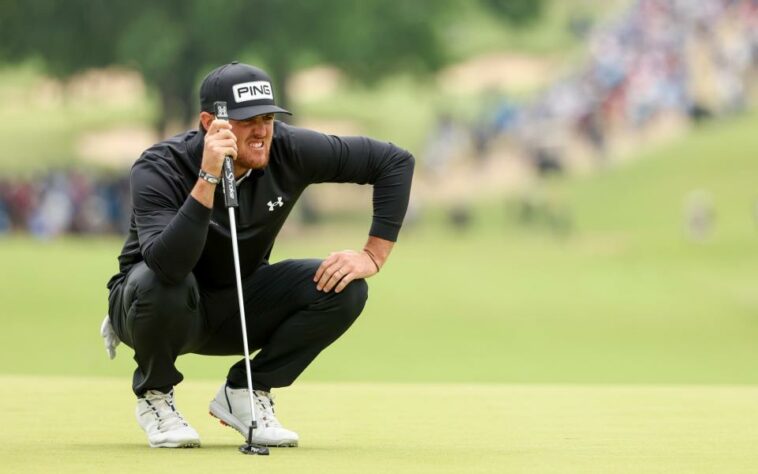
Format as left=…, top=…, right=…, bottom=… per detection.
left=251, top=117, right=267, bottom=137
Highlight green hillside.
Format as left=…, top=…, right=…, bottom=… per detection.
left=563, top=116, right=758, bottom=242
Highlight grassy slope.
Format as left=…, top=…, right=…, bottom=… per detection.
left=3, top=376, right=757, bottom=474
left=0, top=111, right=757, bottom=385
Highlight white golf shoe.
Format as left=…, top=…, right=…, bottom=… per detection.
left=136, top=389, right=201, bottom=448
left=209, top=383, right=299, bottom=447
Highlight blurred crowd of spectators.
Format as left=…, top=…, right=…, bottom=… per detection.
left=418, top=0, right=758, bottom=236
left=0, top=171, right=130, bottom=237
left=474, top=0, right=758, bottom=174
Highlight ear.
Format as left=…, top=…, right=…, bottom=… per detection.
left=199, top=111, right=215, bottom=132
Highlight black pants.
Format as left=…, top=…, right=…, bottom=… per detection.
left=108, top=259, right=367, bottom=396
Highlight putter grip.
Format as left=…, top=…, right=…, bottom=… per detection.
left=214, top=101, right=239, bottom=208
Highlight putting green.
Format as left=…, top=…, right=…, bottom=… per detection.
left=2, top=375, right=757, bottom=473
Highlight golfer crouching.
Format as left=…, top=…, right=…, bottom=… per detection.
left=101, top=62, right=414, bottom=448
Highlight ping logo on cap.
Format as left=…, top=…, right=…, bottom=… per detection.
left=233, top=81, right=273, bottom=103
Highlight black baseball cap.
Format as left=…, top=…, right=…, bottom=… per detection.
left=200, top=61, right=291, bottom=119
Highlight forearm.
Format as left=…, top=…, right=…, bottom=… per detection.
left=190, top=178, right=217, bottom=209
left=290, top=128, right=415, bottom=241
left=369, top=149, right=415, bottom=242
left=139, top=196, right=211, bottom=284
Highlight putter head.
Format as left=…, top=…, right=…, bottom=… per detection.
left=239, top=443, right=270, bottom=455
left=239, top=425, right=269, bottom=455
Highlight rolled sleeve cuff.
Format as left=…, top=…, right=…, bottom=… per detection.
left=369, top=221, right=401, bottom=242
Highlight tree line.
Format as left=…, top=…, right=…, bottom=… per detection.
left=0, top=0, right=542, bottom=132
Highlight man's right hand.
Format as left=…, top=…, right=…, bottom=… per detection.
left=192, top=119, right=238, bottom=208
left=201, top=119, right=238, bottom=177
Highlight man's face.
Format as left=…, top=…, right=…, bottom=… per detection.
left=229, top=113, right=275, bottom=170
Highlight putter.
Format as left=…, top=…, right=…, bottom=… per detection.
left=214, top=101, right=270, bottom=456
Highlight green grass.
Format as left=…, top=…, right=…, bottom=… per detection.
left=3, top=376, right=758, bottom=473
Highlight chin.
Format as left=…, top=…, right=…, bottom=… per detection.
left=239, top=155, right=269, bottom=170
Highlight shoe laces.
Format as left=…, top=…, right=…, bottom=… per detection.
left=253, top=390, right=282, bottom=428
left=139, top=390, right=189, bottom=433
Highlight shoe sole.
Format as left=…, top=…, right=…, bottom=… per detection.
left=148, top=440, right=201, bottom=448
left=208, top=400, right=298, bottom=447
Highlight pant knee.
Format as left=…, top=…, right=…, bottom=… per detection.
left=336, top=278, right=368, bottom=319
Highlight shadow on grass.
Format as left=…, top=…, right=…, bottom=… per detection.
left=67, top=442, right=324, bottom=453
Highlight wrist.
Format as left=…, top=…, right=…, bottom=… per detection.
left=198, top=168, right=221, bottom=185
left=191, top=178, right=216, bottom=209
left=363, top=236, right=393, bottom=273
left=362, top=248, right=382, bottom=273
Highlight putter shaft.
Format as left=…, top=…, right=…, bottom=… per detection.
left=228, top=208, right=259, bottom=440
left=215, top=100, right=267, bottom=456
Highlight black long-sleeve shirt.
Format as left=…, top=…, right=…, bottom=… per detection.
left=107, top=121, right=415, bottom=290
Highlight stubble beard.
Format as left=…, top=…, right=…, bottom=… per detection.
left=236, top=142, right=270, bottom=171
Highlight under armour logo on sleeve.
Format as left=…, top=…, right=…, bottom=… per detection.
left=267, top=197, right=284, bottom=211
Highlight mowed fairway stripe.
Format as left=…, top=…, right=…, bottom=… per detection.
left=1, top=375, right=757, bottom=473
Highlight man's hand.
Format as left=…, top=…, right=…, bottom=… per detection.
left=314, top=250, right=379, bottom=293
left=201, top=118, right=237, bottom=177
left=192, top=118, right=238, bottom=208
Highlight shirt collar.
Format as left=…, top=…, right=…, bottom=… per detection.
left=236, top=168, right=265, bottom=185
left=235, top=169, right=252, bottom=185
